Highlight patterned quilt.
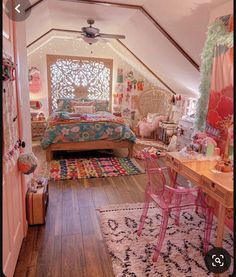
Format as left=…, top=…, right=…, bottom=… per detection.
left=41, top=111, right=136, bottom=149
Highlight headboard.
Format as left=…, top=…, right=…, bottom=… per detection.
left=47, top=54, right=113, bottom=114
left=137, top=88, right=172, bottom=117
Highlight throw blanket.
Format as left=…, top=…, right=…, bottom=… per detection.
left=41, top=112, right=136, bottom=149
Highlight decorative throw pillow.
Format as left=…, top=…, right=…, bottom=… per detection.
left=71, top=101, right=95, bottom=111
left=152, top=115, right=169, bottom=129
left=146, top=113, right=160, bottom=123
left=56, top=98, right=73, bottom=112
left=52, top=111, right=71, bottom=120
left=94, top=99, right=109, bottom=112
left=73, top=105, right=95, bottom=114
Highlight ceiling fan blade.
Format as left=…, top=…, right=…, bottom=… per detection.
left=99, top=33, right=125, bottom=39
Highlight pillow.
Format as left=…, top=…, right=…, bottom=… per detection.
left=152, top=115, right=169, bottom=129
left=71, top=100, right=95, bottom=112
left=94, top=99, right=109, bottom=112
left=73, top=105, right=95, bottom=114
left=51, top=111, right=71, bottom=120
left=56, top=98, right=73, bottom=111
left=146, top=113, right=160, bottom=123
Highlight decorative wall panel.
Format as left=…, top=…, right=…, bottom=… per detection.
left=47, top=55, right=113, bottom=113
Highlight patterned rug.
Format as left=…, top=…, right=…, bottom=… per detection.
left=98, top=203, right=233, bottom=277
left=49, top=157, right=144, bottom=180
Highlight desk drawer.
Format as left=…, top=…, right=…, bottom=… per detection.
left=181, top=166, right=201, bottom=185
left=165, top=155, right=181, bottom=172
left=201, top=176, right=233, bottom=208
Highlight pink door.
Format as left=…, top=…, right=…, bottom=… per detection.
left=3, top=1, right=26, bottom=275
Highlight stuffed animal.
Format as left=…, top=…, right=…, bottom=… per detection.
left=136, top=118, right=154, bottom=138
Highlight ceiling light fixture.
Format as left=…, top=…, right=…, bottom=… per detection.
left=82, top=37, right=98, bottom=45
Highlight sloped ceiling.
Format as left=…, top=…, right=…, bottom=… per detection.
left=25, top=0, right=231, bottom=97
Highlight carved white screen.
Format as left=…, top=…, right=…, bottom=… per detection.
left=47, top=55, right=113, bottom=112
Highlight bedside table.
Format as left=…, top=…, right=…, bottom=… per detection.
left=157, top=121, right=178, bottom=145
left=31, top=120, right=46, bottom=141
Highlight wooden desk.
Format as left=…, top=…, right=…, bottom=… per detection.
left=166, top=152, right=233, bottom=249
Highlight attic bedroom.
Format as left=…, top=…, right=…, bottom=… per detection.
left=2, top=0, right=233, bottom=276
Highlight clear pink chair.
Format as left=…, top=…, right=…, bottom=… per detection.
left=137, top=151, right=214, bottom=262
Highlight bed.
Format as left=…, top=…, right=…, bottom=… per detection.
left=41, top=106, right=136, bottom=161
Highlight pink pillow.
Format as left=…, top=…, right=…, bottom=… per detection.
left=152, top=115, right=168, bottom=129
left=73, top=105, right=95, bottom=114
left=70, top=100, right=95, bottom=111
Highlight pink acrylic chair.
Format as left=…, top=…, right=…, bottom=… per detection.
left=137, top=151, right=214, bottom=262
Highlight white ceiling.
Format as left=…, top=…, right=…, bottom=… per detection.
left=26, top=0, right=232, bottom=96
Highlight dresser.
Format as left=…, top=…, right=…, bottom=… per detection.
left=176, top=118, right=195, bottom=150
left=31, top=120, right=46, bottom=141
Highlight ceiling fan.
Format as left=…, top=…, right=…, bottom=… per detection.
left=79, top=19, right=125, bottom=44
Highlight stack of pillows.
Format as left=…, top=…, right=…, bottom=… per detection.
left=137, top=112, right=168, bottom=138
left=56, top=98, right=109, bottom=114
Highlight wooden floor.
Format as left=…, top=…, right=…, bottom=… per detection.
left=14, top=146, right=149, bottom=277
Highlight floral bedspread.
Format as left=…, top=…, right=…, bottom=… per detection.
left=41, top=112, right=136, bottom=149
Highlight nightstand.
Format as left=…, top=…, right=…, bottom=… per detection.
left=176, top=118, right=195, bottom=150
left=31, top=120, right=46, bottom=141
left=157, top=121, right=178, bottom=145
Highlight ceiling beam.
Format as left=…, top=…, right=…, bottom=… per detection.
left=26, top=28, right=176, bottom=94
left=25, top=0, right=199, bottom=70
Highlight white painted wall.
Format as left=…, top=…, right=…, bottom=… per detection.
left=27, top=37, right=167, bottom=116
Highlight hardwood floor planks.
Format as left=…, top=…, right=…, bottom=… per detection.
left=14, top=147, right=148, bottom=277
left=61, top=234, right=85, bottom=277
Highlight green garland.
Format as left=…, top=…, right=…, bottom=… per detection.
left=195, top=16, right=233, bottom=131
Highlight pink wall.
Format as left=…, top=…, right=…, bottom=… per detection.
left=209, top=1, right=233, bottom=23
left=13, top=20, right=33, bottom=235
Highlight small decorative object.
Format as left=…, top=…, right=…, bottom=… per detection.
left=31, top=112, right=38, bottom=121
left=29, top=67, right=41, bottom=93
left=18, top=152, right=38, bottom=175
left=117, top=68, right=124, bottom=83
left=30, top=100, right=42, bottom=110
left=122, top=108, right=131, bottom=117
left=38, top=112, right=46, bottom=121
left=167, top=135, right=177, bottom=152
left=137, top=80, right=144, bottom=91
left=115, top=84, right=124, bottom=93
left=215, top=159, right=232, bottom=172
left=132, top=79, right=137, bottom=90
left=126, top=71, right=134, bottom=80
left=125, top=93, right=130, bottom=102
left=127, top=80, right=132, bottom=92
left=2, top=57, right=16, bottom=81
left=201, top=137, right=217, bottom=157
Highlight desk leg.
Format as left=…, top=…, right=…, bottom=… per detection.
left=216, top=204, right=226, bottom=247
left=171, top=170, right=178, bottom=187
left=213, top=205, right=226, bottom=277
